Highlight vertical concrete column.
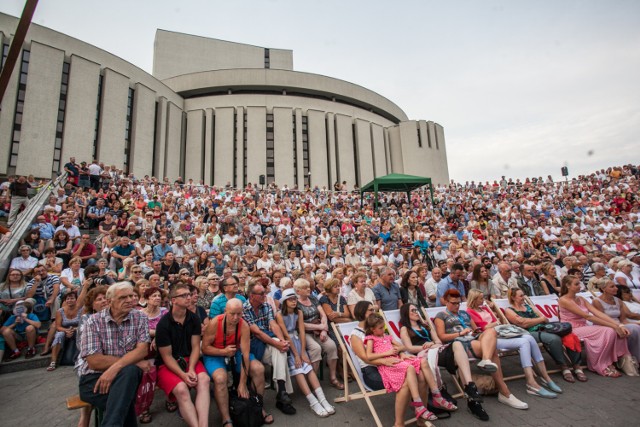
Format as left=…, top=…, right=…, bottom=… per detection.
left=16, top=42, right=64, bottom=176
left=164, top=102, right=182, bottom=180
left=97, top=68, right=129, bottom=169
left=203, top=108, right=214, bottom=185
left=307, top=109, right=328, bottom=189
left=129, top=82, right=156, bottom=178
left=354, top=119, right=374, bottom=185
left=185, top=109, right=205, bottom=182
left=371, top=123, right=386, bottom=177
left=273, top=107, right=294, bottom=187
left=387, top=126, right=403, bottom=174
left=335, top=114, right=355, bottom=188
left=213, top=107, right=235, bottom=186
left=246, top=106, right=266, bottom=186
left=61, top=55, right=100, bottom=166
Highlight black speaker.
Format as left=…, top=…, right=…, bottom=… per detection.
left=561, top=167, right=569, bottom=177
left=259, top=175, right=266, bottom=185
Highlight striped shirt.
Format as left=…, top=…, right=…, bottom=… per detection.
left=78, top=308, right=150, bottom=376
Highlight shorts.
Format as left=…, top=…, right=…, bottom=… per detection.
left=455, top=337, right=479, bottom=360
left=203, top=351, right=256, bottom=375
left=157, top=357, right=207, bottom=397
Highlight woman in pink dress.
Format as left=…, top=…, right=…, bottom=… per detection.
left=558, top=275, right=630, bottom=377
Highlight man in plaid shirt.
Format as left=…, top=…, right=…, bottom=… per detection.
left=78, top=282, right=151, bottom=426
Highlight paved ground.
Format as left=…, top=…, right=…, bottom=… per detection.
left=1, top=357, right=638, bottom=427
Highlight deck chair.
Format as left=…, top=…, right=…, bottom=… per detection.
left=331, top=321, right=426, bottom=427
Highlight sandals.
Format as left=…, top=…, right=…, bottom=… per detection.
left=165, top=399, right=178, bottom=413
left=263, top=412, right=274, bottom=425
left=603, top=366, right=621, bottom=378
left=40, top=348, right=52, bottom=357
left=46, top=362, right=57, bottom=372
left=138, top=410, right=152, bottom=424
left=561, top=369, right=575, bottom=383
left=222, top=420, right=233, bottom=427
left=330, top=378, right=344, bottom=390
left=574, top=369, right=588, bottom=382
left=431, top=393, right=458, bottom=411
left=411, top=401, right=438, bottom=421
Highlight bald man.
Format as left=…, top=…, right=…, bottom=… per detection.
left=202, top=298, right=271, bottom=424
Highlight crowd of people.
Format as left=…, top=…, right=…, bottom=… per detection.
left=0, top=158, right=639, bottom=426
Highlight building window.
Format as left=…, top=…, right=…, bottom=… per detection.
left=124, top=87, right=134, bottom=173
left=1, top=43, right=9, bottom=70
left=52, top=61, right=70, bottom=173
left=93, top=74, right=104, bottom=160
left=264, top=48, right=270, bottom=69
left=292, top=113, right=297, bottom=187
left=352, top=123, right=359, bottom=188
left=151, top=101, right=159, bottom=177
left=266, top=113, right=274, bottom=184
left=243, top=113, right=247, bottom=187
left=417, top=124, right=422, bottom=148
left=302, top=115, right=310, bottom=189
left=232, top=111, right=237, bottom=188
left=9, top=49, right=29, bottom=170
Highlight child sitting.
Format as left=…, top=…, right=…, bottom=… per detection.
left=276, top=288, right=335, bottom=417
left=0, top=298, right=41, bottom=361
left=365, top=313, right=456, bottom=422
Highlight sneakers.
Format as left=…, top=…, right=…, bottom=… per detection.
left=25, top=347, right=36, bottom=359
left=467, top=400, right=489, bottom=421
left=275, top=401, right=297, bottom=415
left=276, top=390, right=292, bottom=405
left=7, top=349, right=21, bottom=361
left=498, top=393, right=528, bottom=410
left=477, top=359, right=498, bottom=373
left=464, top=382, right=483, bottom=403
left=526, top=385, right=557, bottom=399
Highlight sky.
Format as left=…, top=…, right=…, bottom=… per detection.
left=2, top=0, right=639, bottom=183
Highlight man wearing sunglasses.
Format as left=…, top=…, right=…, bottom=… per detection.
left=155, top=283, right=210, bottom=427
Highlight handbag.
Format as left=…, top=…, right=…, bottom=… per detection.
left=135, top=365, right=158, bottom=416
left=538, top=322, right=572, bottom=337
left=617, top=355, right=640, bottom=377
left=494, top=324, right=527, bottom=339
left=33, top=295, right=51, bottom=322
left=229, top=352, right=264, bottom=427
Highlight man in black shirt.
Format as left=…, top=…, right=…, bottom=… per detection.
left=7, top=175, right=31, bottom=227
left=156, top=283, right=211, bottom=427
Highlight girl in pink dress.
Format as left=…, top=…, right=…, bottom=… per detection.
left=365, top=313, right=452, bottom=422
left=558, top=276, right=630, bottom=377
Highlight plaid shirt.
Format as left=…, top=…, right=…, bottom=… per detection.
left=78, top=308, right=150, bottom=376
left=242, top=301, right=274, bottom=332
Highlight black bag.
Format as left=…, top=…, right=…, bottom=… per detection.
left=538, top=321, right=572, bottom=337
left=228, top=318, right=264, bottom=427
left=59, top=336, right=78, bottom=366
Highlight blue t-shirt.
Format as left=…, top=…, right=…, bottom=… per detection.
left=435, top=276, right=466, bottom=307
left=372, top=282, right=401, bottom=311
left=209, top=293, right=247, bottom=318
left=3, top=313, right=39, bottom=334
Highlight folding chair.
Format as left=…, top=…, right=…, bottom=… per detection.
left=332, top=321, right=427, bottom=427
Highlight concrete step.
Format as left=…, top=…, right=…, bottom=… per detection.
left=0, top=343, right=52, bottom=374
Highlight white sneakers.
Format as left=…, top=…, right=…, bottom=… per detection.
left=477, top=359, right=498, bottom=372
left=498, top=393, right=529, bottom=410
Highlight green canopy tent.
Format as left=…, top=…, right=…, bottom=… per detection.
left=360, top=173, right=434, bottom=210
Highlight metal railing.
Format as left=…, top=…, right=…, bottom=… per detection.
left=0, top=171, right=68, bottom=281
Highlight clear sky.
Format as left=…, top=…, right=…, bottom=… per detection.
left=2, top=0, right=639, bottom=182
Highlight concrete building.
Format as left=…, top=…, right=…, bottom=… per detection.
left=0, top=13, right=449, bottom=188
